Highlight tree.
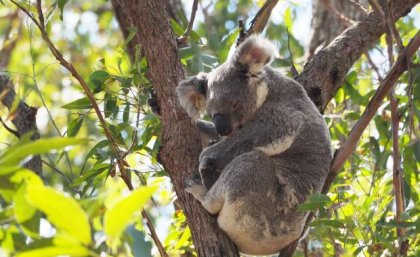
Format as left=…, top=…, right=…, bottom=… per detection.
left=0, top=0, right=419, bottom=257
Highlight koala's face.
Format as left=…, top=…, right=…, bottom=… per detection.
left=177, top=35, right=275, bottom=136
left=204, top=64, right=268, bottom=136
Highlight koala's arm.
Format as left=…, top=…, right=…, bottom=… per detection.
left=195, top=119, right=220, bottom=142
left=200, top=105, right=305, bottom=170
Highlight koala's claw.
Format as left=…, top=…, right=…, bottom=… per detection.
left=184, top=178, right=206, bottom=200
left=184, top=178, right=197, bottom=189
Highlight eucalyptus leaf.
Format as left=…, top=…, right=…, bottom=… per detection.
left=26, top=186, right=92, bottom=245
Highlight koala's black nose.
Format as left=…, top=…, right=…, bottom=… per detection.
left=213, top=113, right=232, bottom=136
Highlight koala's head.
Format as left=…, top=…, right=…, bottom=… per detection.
left=177, top=35, right=276, bottom=136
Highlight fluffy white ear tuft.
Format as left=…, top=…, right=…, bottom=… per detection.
left=234, top=35, right=277, bottom=74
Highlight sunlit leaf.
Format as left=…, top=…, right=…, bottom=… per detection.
left=57, top=0, right=69, bottom=20
left=89, top=70, right=109, bottom=93
left=104, top=186, right=158, bottom=247
left=26, top=186, right=91, bottom=245
left=284, top=8, right=293, bottom=29
left=0, top=137, right=88, bottom=166
left=67, top=116, right=84, bottom=137
left=15, top=245, right=89, bottom=257
left=61, top=97, right=92, bottom=109
left=298, top=193, right=332, bottom=211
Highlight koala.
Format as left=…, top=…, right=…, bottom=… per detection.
left=176, top=35, right=332, bottom=255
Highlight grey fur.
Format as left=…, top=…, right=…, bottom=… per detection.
left=177, top=35, right=332, bottom=255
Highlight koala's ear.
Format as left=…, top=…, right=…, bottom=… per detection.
left=234, top=35, right=276, bottom=74
left=176, top=73, right=208, bottom=119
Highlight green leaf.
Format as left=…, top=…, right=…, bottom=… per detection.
left=104, top=186, right=158, bottom=247
left=72, top=163, right=110, bottom=187
left=61, top=97, right=92, bottom=109
left=26, top=186, right=92, bottom=245
left=0, top=137, right=88, bottom=166
left=0, top=167, right=42, bottom=202
left=169, top=19, right=184, bottom=36
left=15, top=245, right=89, bottom=257
left=14, top=176, right=43, bottom=238
left=376, top=220, right=417, bottom=228
left=312, top=219, right=345, bottom=228
left=127, top=226, right=153, bottom=257
left=89, top=70, right=109, bottom=93
left=57, top=0, right=68, bottom=20
left=104, top=94, right=118, bottom=119
left=67, top=116, right=84, bottom=137
left=284, top=7, right=293, bottom=29
left=414, top=141, right=420, bottom=162
left=123, top=103, right=130, bottom=123
left=298, top=193, right=332, bottom=211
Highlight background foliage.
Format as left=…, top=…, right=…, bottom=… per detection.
left=0, top=1, right=419, bottom=256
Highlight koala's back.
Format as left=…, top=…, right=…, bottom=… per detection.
left=261, top=67, right=332, bottom=193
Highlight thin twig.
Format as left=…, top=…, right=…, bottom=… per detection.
left=178, top=0, right=198, bottom=46
left=345, top=0, right=369, bottom=14
left=386, top=1, right=404, bottom=52
left=36, top=0, right=45, bottom=30
left=0, top=116, right=20, bottom=137
left=286, top=27, right=299, bottom=78
left=320, top=0, right=355, bottom=27
left=41, top=159, right=81, bottom=194
left=364, top=50, right=383, bottom=81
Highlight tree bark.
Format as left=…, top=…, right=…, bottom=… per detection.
left=112, top=1, right=239, bottom=256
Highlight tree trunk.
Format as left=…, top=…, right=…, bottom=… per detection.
left=112, top=1, right=239, bottom=256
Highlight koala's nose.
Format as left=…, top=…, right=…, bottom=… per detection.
left=213, top=113, right=232, bottom=136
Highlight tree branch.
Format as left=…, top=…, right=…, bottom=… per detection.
left=178, top=0, right=198, bottom=46
left=237, top=0, right=279, bottom=45
left=297, top=0, right=420, bottom=113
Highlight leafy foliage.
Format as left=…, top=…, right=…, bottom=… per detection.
left=0, top=1, right=419, bottom=257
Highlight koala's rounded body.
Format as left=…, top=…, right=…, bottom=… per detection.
left=177, top=35, right=332, bottom=255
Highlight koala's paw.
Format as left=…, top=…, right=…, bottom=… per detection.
left=184, top=178, right=206, bottom=201
left=199, top=157, right=217, bottom=173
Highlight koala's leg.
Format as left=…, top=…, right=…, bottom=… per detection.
left=185, top=178, right=225, bottom=214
